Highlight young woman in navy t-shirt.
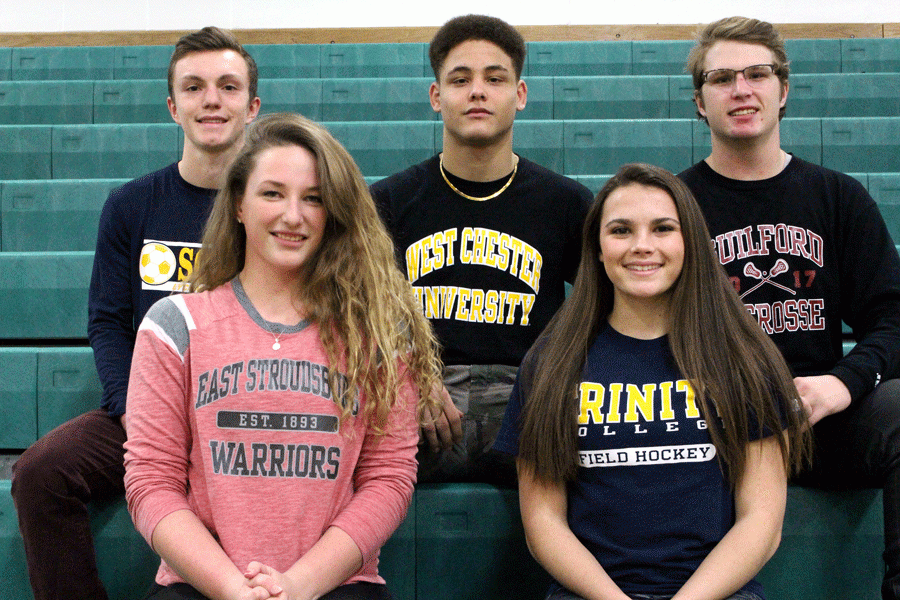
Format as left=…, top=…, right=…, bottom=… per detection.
left=495, top=163, right=810, bottom=600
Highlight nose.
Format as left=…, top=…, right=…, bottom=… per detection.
left=202, top=86, right=222, bottom=107
left=631, top=231, right=653, bottom=254
left=469, top=79, right=486, bottom=100
left=283, top=197, right=304, bottom=225
left=731, top=71, right=752, bottom=95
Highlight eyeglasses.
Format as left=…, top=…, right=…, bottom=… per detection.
left=702, top=64, right=778, bottom=88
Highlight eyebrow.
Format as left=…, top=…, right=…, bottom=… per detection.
left=445, top=64, right=510, bottom=77
left=257, top=181, right=321, bottom=194
left=178, top=73, right=243, bottom=85
left=604, top=217, right=680, bottom=227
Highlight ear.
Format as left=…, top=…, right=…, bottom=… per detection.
left=246, top=96, right=261, bottom=122
left=516, top=79, right=528, bottom=112
left=167, top=96, right=181, bottom=124
left=429, top=81, right=441, bottom=113
left=694, top=90, right=707, bottom=119
left=779, top=79, right=789, bottom=109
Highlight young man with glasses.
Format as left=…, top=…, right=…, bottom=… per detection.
left=679, top=16, right=900, bottom=600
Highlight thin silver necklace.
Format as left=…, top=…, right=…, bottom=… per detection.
left=266, top=323, right=286, bottom=351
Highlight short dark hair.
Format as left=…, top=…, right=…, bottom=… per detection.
left=167, top=26, right=258, bottom=102
left=429, top=14, right=526, bottom=80
left=687, top=16, right=789, bottom=122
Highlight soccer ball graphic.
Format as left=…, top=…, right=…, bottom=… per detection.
left=139, top=242, right=177, bottom=285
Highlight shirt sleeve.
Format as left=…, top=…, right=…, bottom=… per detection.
left=123, top=299, right=194, bottom=549
left=88, top=186, right=139, bottom=417
left=493, top=374, right=525, bottom=456
left=328, top=366, right=419, bottom=563
left=831, top=179, right=900, bottom=402
left=369, top=179, right=393, bottom=231
left=563, top=183, right=593, bottom=284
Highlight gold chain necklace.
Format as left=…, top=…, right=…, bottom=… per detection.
left=439, top=156, right=517, bottom=202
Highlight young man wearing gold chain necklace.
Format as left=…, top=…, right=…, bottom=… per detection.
left=371, top=14, right=593, bottom=484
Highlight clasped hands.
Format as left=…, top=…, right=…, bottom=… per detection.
left=228, top=562, right=307, bottom=600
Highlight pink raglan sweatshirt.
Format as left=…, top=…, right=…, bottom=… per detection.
left=124, top=281, right=419, bottom=588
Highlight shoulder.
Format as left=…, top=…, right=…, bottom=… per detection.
left=789, top=157, right=869, bottom=194
left=139, top=294, right=193, bottom=359
left=370, top=156, right=437, bottom=201
left=517, top=157, right=593, bottom=203
left=139, top=284, right=234, bottom=358
left=677, top=161, right=712, bottom=188
left=109, top=163, right=179, bottom=201
left=102, top=163, right=180, bottom=215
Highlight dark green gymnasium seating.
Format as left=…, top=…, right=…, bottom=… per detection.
left=0, top=80, right=92, bottom=124
left=1, top=179, right=126, bottom=252
left=10, top=46, right=115, bottom=80
left=525, top=41, right=631, bottom=76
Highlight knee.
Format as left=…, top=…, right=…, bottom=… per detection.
left=865, top=379, right=900, bottom=459
left=11, top=436, right=72, bottom=505
left=869, top=379, right=900, bottom=422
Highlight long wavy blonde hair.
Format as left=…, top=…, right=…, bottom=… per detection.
left=191, top=112, right=442, bottom=430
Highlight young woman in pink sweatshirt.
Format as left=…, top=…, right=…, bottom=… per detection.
left=124, top=113, right=441, bottom=600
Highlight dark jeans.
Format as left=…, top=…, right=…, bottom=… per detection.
left=144, top=581, right=393, bottom=600
left=793, top=378, right=900, bottom=600
left=10, top=408, right=127, bottom=600
left=547, top=590, right=761, bottom=600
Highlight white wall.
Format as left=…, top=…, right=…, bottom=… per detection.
left=0, top=0, right=896, bottom=33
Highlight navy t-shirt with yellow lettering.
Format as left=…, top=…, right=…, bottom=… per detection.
left=495, top=323, right=766, bottom=598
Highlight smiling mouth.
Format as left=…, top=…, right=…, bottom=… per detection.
left=627, top=264, right=661, bottom=272
left=730, top=108, right=757, bottom=116
left=274, top=232, right=306, bottom=242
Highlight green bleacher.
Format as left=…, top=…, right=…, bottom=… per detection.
left=4, top=117, right=900, bottom=182
left=0, top=478, right=884, bottom=600
left=1, top=36, right=899, bottom=600
left=4, top=38, right=897, bottom=81
left=0, top=179, right=125, bottom=252
left=3, top=73, right=900, bottom=125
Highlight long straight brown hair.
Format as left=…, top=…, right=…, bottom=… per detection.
left=517, top=163, right=810, bottom=484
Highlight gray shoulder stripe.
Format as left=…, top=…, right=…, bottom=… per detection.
left=141, top=296, right=193, bottom=358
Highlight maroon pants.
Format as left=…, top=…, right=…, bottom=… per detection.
left=11, top=409, right=127, bottom=600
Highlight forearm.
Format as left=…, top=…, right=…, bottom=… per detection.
left=670, top=509, right=780, bottom=600
left=838, top=194, right=900, bottom=399
left=331, top=379, right=419, bottom=558
left=672, top=437, right=786, bottom=600
left=151, top=509, right=247, bottom=600
left=518, top=463, right=630, bottom=600
left=525, top=518, right=630, bottom=600
left=282, top=526, right=364, bottom=600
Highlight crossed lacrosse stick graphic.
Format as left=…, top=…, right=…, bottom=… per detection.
left=739, top=259, right=796, bottom=299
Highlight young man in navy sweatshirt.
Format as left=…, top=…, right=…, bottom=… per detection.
left=11, top=26, right=260, bottom=600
